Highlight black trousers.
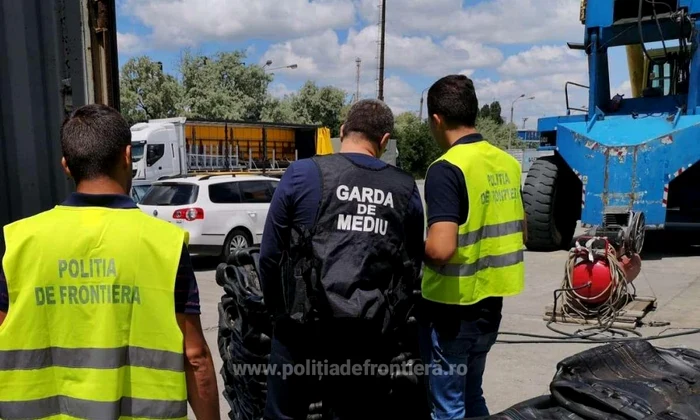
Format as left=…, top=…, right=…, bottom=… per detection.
left=264, top=317, right=393, bottom=420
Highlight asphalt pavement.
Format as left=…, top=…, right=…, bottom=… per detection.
left=189, top=178, right=700, bottom=418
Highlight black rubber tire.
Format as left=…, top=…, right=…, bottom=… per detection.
left=523, top=155, right=580, bottom=251
left=222, top=228, right=253, bottom=262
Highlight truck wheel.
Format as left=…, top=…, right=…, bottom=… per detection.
left=523, top=155, right=580, bottom=251
left=222, top=228, right=253, bottom=262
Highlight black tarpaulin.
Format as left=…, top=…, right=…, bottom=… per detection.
left=486, top=341, right=700, bottom=420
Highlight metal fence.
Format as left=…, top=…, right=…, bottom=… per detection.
left=186, top=144, right=296, bottom=171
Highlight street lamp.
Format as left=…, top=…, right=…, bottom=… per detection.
left=418, top=87, right=430, bottom=121
left=508, top=94, right=535, bottom=150
left=265, top=64, right=298, bottom=72
left=262, top=60, right=273, bottom=69
left=510, top=94, right=535, bottom=124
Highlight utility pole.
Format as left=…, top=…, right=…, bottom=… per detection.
left=355, top=57, right=361, bottom=104
left=418, top=87, right=429, bottom=121
left=377, top=0, right=386, bottom=101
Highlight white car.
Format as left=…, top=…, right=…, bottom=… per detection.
left=137, top=174, right=280, bottom=260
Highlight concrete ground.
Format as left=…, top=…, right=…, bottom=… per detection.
left=190, top=178, right=700, bottom=418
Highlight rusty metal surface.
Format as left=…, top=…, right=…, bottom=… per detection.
left=556, top=113, right=700, bottom=227
left=0, top=0, right=118, bottom=253
left=89, top=0, right=120, bottom=108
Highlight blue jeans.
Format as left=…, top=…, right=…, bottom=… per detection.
left=418, top=317, right=500, bottom=420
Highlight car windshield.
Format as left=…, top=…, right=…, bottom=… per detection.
left=140, top=183, right=198, bottom=206
left=131, top=142, right=145, bottom=162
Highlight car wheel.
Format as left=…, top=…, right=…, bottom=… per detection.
left=223, top=228, right=253, bottom=262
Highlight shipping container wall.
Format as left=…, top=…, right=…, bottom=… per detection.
left=185, top=123, right=298, bottom=162
left=0, top=0, right=98, bottom=253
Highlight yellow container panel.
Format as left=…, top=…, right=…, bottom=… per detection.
left=182, top=122, right=309, bottom=163
left=232, top=127, right=262, bottom=141
left=266, top=128, right=294, bottom=142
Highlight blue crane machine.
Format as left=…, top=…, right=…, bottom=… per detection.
left=525, top=0, right=700, bottom=253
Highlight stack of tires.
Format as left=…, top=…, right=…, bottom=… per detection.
left=216, top=248, right=323, bottom=420
left=216, top=247, right=430, bottom=420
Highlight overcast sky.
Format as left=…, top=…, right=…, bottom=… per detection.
left=116, top=0, right=633, bottom=129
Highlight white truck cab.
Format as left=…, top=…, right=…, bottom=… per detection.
left=131, top=118, right=188, bottom=182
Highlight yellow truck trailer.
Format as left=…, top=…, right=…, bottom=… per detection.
left=131, top=118, right=333, bottom=182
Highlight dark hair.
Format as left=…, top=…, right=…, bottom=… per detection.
left=60, top=104, right=132, bottom=182
left=342, top=99, right=394, bottom=144
left=427, top=74, right=478, bottom=128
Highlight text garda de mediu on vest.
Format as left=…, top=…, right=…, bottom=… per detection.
left=335, top=184, right=395, bottom=235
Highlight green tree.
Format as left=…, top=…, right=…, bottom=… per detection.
left=478, top=101, right=505, bottom=125
left=119, top=56, right=184, bottom=125
left=179, top=50, right=272, bottom=121
left=479, top=104, right=491, bottom=120
left=339, top=103, right=352, bottom=126
left=260, top=96, right=296, bottom=123
left=488, top=101, right=505, bottom=125
left=476, top=117, right=518, bottom=149
left=265, top=81, right=347, bottom=135
left=394, top=111, right=419, bottom=138
left=288, top=81, right=347, bottom=136
left=392, top=111, right=522, bottom=177
left=393, top=112, right=442, bottom=178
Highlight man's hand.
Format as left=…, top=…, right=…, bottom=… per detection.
left=425, top=222, right=458, bottom=265
left=177, top=313, right=220, bottom=420
left=0, top=311, right=5, bottom=326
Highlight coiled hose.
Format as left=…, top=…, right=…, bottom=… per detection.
left=560, top=243, right=635, bottom=330
left=544, top=242, right=641, bottom=340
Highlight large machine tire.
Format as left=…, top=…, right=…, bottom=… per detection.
left=523, top=155, right=580, bottom=251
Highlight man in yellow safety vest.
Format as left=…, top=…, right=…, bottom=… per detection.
left=0, top=104, right=220, bottom=419
left=418, top=75, right=527, bottom=419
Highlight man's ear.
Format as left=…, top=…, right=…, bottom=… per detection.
left=380, top=133, right=390, bottom=150
left=378, top=133, right=390, bottom=156
left=430, top=114, right=442, bottom=127
left=125, top=144, right=132, bottom=167
left=339, top=124, right=345, bottom=140
left=61, top=157, right=72, bottom=178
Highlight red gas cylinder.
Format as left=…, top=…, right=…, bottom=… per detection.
left=571, top=259, right=613, bottom=304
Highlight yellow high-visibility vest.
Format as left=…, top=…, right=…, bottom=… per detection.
left=422, top=140, right=525, bottom=305
left=0, top=204, right=189, bottom=419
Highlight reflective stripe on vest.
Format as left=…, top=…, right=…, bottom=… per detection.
left=0, top=206, right=188, bottom=419
left=0, top=397, right=187, bottom=420
left=0, top=346, right=183, bottom=370
left=422, top=141, right=525, bottom=305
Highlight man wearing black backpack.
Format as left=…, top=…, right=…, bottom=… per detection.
left=259, top=99, right=425, bottom=420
